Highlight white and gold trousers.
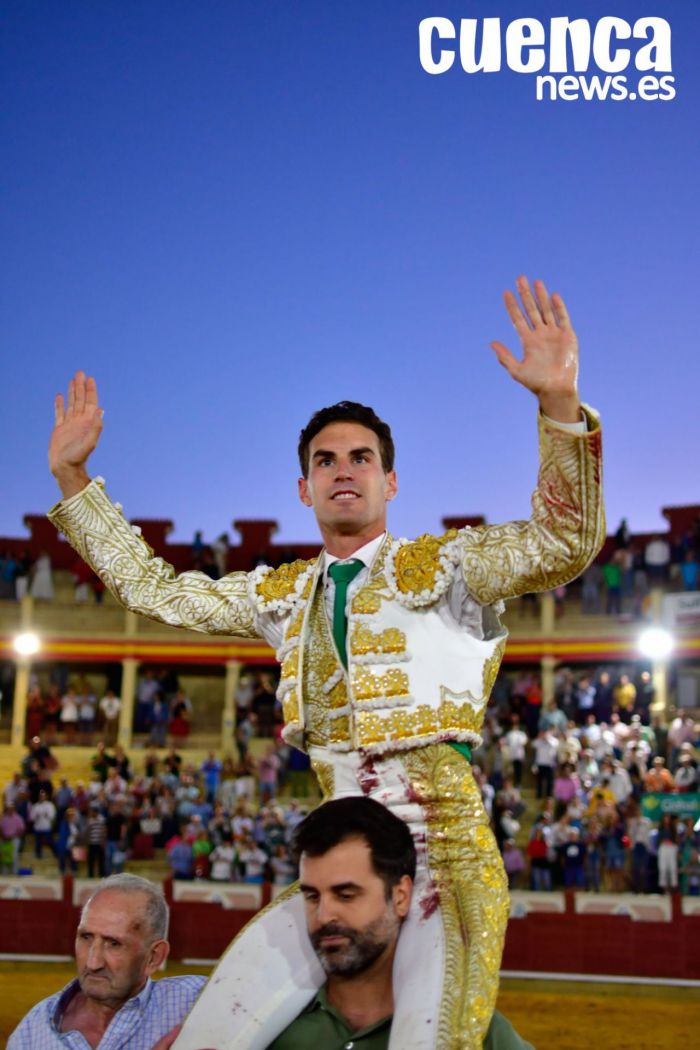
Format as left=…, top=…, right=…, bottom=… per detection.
left=173, top=744, right=509, bottom=1050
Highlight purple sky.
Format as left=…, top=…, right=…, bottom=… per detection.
left=2, top=1, right=698, bottom=551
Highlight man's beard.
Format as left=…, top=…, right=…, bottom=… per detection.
left=311, top=912, right=398, bottom=977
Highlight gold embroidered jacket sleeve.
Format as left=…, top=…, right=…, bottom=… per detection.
left=47, top=478, right=259, bottom=637
left=459, top=407, right=604, bottom=606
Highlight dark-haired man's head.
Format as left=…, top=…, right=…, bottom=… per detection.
left=298, top=403, right=395, bottom=478
left=296, top=406, right=398, bottom=547
left=293, top=797, right=415, bottom=978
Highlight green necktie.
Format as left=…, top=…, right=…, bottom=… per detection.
left=327, top=557, right=471, bottom=762
left=328, top=560, right=364, bottom=668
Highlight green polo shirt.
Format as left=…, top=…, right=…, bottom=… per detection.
left=266, top=988, right=534, bottom=1049
left=267, top=986, right=390, bottom=1050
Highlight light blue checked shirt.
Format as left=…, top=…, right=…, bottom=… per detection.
left=7, top=974, right=207, bottom=1050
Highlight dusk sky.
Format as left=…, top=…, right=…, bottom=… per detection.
left=2, top=1, right=698, bottom=552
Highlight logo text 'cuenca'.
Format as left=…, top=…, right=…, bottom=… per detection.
left=419, top=16, right=671, bottom=74
left=418, top=16, right=674, bottom=102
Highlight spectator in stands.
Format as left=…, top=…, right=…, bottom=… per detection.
left=602, top=812, right=627, bottom=892
left=593, top=671, right=614, bottom=723
left=135, top=670, right=159, bottom=733
left=105, top=801, right=128, bottom=875
left=627, top=802, right=653, bottom=894
left=538, top=700, right=567, bottom=734
left=502, top=839, right=526, bottom=890
left=99, top=689, right=122, bottom=746
left=668, top=715, right=696, bottom=770
left=56, top=806, right=83, bottom=875
left=580, top=562, right=603, bottom=614
left=583, top=818, right=602, bottom=892
left=43, top=685, right=63, bottom=744
left=634, top=671, right=654, bottom=725
left=674, top=754, right=697, bottom=792
left=22, top=735, right=57, bottom=776
left=192, top=828, right=212, bottom=878
left=560, top=826, right=586, bottom=888
left=212, top=533, right=230, bottom=579
left=614, top=519, right=631, bottom=550
left=0, top=801, right=26, bottom=874
left=574, top=676, right=596, bottom=725
left=86, top=804, right=107, bottom=878
left=252, top=673, right=278, bottom=738
left=238, top=833, right=268, bottom=884
left=613, top=674, right=636, bottom=723
left=527, top=826, right=552, bottom=891
left=78, top=687, right=97, bottom=744
left=553, top=764, right=580, bottom=816
left=7, top=874, right=205, bottom=1050
left=169, top=689, right=192, bottom=741
left=30, top=550, right=54, bottom=600
left=645, top=535, right=671, bottom=584
left=91, top=742, right=113, bottom=784
left=113, top=745, right=132, bottom=782
left=210, top=831, right=236, bottom=882
left=30, top=789, right=57, bottom=859
left=603, top=558, right=622, bottom=615
left=25, top=686, right=45, bottom=741
left=13, top=550, right=33, bottom=600
left=235, top=710, right=257, bottom=764
left=54, top=776, right=75, bottom=823
left=680, top=550, right=699, bottom=591
left=166, top=836, right=193, bottom=880
left=657, top=814, right=679, bottom=894
left=532, top=729, right=558, bottom=799
left=162, top=748, right=182, bottom=782
left=258, top=743, right=282, bottom=802
left=680, top=848, right=700, bottom=896
left=644, top=757, right=674, bottom=793
left=608, top=760, right=633, bottom=807
left=60, top=688, right=79, bottom=743
left=201, top=752, right=223, bottom=804
left=149, top=694, right=170, bottom=746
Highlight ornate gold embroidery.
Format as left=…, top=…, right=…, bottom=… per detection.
left=327, top=680, right=348, bottom=710
left=349, top=624, right=406, bottom=656
left=255, top=559, right=316, bottom=604
left=280, top=648, right=299, bottom=681
left=285, top=609, right=305, bottom=640
left=303, top=586, right=351, bottom=747
left=401, top=745, right=509, bottom=1050
left=352, top=667, right=410, bottom=701
left=328, top=715, right=351, bottom=744
left=392, top=530, right=459, bottom=595
left=355, top=699, right=483, bottom=748
left=353, top=711, right=384, bottom=745
left=460, top=411, right=604, bottom=606
left=282, top=689, right=301, bottom=726
left=311, top=759, right=335, bottom=800
left=350, top=589, right=382, bottom=615
left=482, top=639, right=506, bottom=697
left=47, top=479, right=259, bottom=637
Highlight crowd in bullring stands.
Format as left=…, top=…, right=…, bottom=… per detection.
left=473, top=665, right=700, bottom=895
left=1, top=733, right=311, bottom=884
left=2, top=660, right=699, bottom=896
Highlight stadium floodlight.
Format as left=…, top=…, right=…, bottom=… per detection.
left=14, top=631, right=40, bottom=657
left=637, top=626, right=673, bottom=660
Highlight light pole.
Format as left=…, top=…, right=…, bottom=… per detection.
left=638, top=626, right=674, bottom=719
left=12, top=632, right=41, bottom=748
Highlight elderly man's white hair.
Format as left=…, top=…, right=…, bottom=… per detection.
left=83, top=873, right=169, bottom=941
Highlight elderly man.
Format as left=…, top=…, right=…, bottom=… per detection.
left=8, top=874, right=205, bottom=1049
left=47, top=277, right=603, bottom=1049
